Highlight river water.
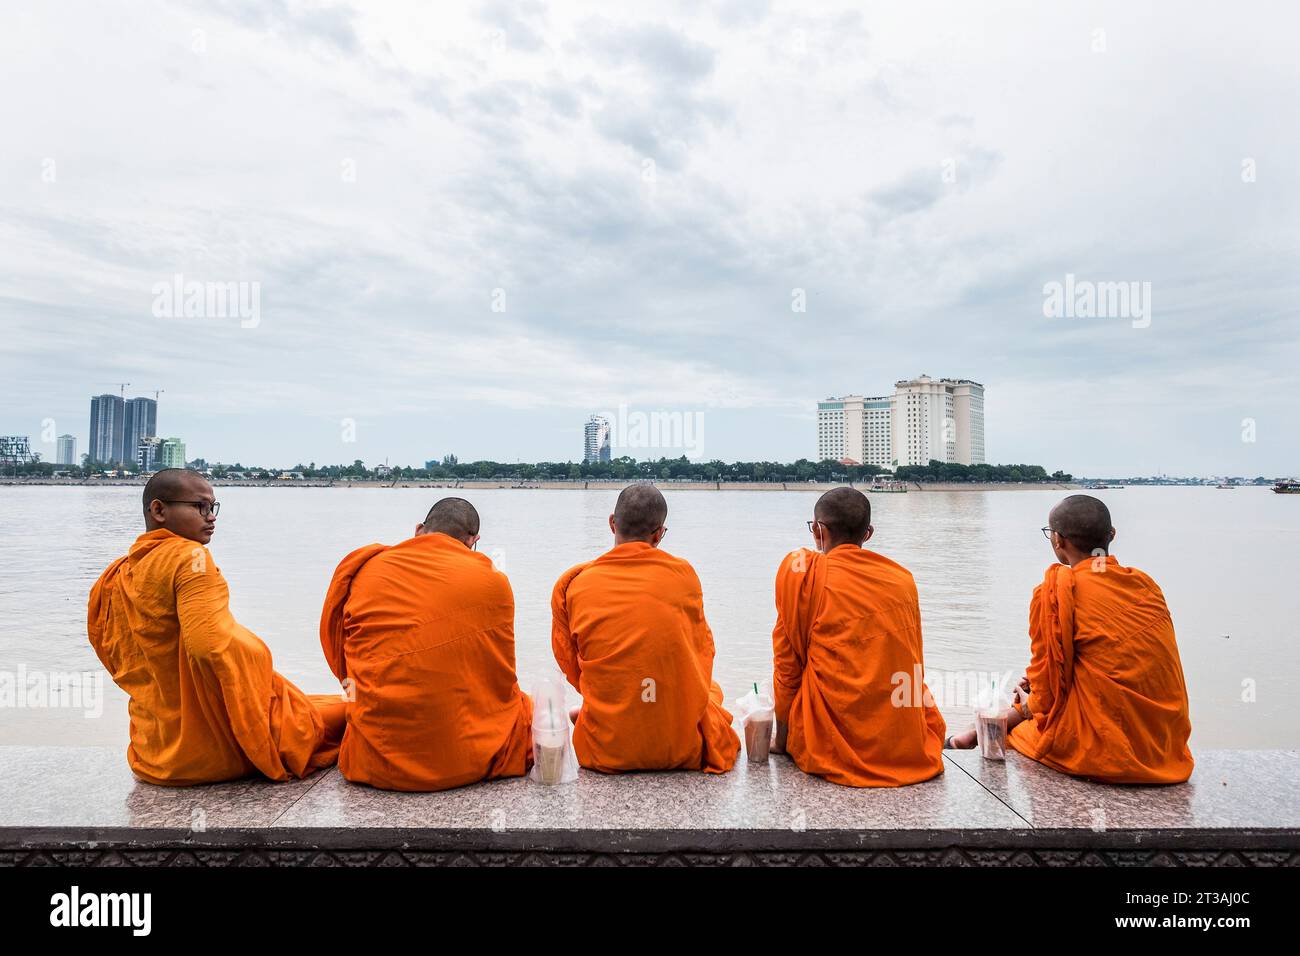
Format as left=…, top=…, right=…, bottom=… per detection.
left=1, top=485, right=1295, bottom=749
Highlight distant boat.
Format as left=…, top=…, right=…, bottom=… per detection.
left=866, top=479, right=908, bottom=493
left=1273, top=480, right=1300, bottom=495
left=1087, top=483, right=1124, bottom=490
left=1216, top=481, right=1237, bottom=489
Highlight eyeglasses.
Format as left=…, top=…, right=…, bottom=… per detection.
left=807, top=520, right=828, bottom=533
left=165, top=500, right=221, bottom=518
left=1041, top=526, right=1059, bottom=541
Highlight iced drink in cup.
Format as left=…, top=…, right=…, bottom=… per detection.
left=530, top=671, right=577, bottom=785
left=745, top=715, right=772, bottom=763
left=535, top=726, right=568, bottom=785
left=735, top=681, right=775, bottom=764
left=975, top=707, right=1007, bottom=761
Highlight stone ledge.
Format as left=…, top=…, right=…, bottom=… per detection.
left=3, top=746, right=1296, bottom=866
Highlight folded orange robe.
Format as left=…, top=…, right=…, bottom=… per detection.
left=551, top=541, right=739, bottom=773
left=1009, top=556, right=1194, bottom=783
left=772, top=545, right=945, bottom=787
left=87, top=529, right=343, bottom=786
left=320, top=532, right=532, bottom=791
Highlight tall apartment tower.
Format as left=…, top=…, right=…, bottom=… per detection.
left=816, top=395, right=892, bottom=467
left=123, top=397, right=158, bottom=466
left=890, top=375, right=985, bottom=466
left=88, top=394, right=125, bottom=464
left=56, top=434, right=77, bottom=465
left=584, top=415, right=611, bottom=464
left=949, top=379, right=985, bottom=466
left=818, top=376, right=985, bottom=468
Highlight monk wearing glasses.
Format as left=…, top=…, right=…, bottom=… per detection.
left=88, top=468, right=343, bottom=785
left=947, top=495, right=1193, bottom=784
left=770, top=487, right=945, bottom=786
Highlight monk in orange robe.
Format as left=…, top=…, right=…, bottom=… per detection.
left=770, top=487, right=945, bottom=787
left=87, top=469, right=343, bottom=786
left=320, top=497, right=532, bottom=791
left=949, top=495, right=1194, bottom=784
left=551, top=485, right=739, bottom=773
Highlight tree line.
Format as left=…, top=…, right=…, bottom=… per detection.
left=10, top=455, right=1071, bottom=483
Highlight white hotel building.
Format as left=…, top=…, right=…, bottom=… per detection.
left=817, top=375, right=985, bottom=468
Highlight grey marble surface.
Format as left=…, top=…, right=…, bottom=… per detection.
left=3, top=745, right=1297, bottom=837
left=273, top=753, right=1024, bottom=832
left=944, top=748, right=1300, bottom=830
left=0, top=746, right=321, bottom=830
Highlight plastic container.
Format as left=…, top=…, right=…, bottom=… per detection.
left=528, top=672, right=579, bottom=785
left=734, top=682, right=775, bottom=764
left=975, top=680, right=1008, bottom=761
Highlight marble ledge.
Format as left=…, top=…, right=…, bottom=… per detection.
left=2, top=746, right=1297, bottom=855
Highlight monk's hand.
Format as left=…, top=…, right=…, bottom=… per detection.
left=1011, top=685, right=1032, bottom=721
left=1018, top=675, right=1031, bottom=695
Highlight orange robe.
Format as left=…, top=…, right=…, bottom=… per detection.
left=772, top=545, right=945, bottom=787
left=551, top=541, right=739, bottom=773
left=320, top=532, right=532, bottom=791
left=87, top=529, right=343, bottom=786
left=1009, top=556, right=1194, bottom=783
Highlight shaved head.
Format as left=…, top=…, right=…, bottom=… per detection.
left=814, top=487, right=872, bottom=542
left=142, top=468, right=207, bottom=514
left=613, top=484, right=668, bottom=540
left=422, top=497, right=480, bottom=538
left=142, top=468, right=216, bottom=543
left=1050, top=495, right=1113, bottom=553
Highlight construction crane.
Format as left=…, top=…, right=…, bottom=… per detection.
left=153, top=389, right=164, bottom=402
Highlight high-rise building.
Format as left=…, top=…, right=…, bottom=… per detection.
left=816, top=395, right=892, bottom=467
left=123, top=397, right=157, bottom=466
left=88, top=394, right=125, bottom=464
left=56, top=434, right=76, bottom=466
left=159, top=437, right=186, bottom=469
left=584, top=415, right=611, bottom=464
left=949, top=379, right=985, bottom=466
left=891, top=375, right=954, bottom=467
left=817, top=375, right=985, bottom=468
left=137, top=436, right=163, bottom=472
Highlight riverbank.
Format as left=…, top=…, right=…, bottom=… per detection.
left=0, top=477, right=1083, bottom=492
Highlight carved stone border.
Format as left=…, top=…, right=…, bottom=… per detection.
left=4, top=847, right=1298, bottom=867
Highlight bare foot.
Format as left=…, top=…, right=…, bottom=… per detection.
left=945, top=728, right=977, bottom=749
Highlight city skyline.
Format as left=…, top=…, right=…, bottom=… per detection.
left=1, top=375, right=1291, bottom=477
left=1, top=3, right=1297, bottom=475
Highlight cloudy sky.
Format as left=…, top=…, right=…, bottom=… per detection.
left=2, top=0, right=1297, bottom=475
